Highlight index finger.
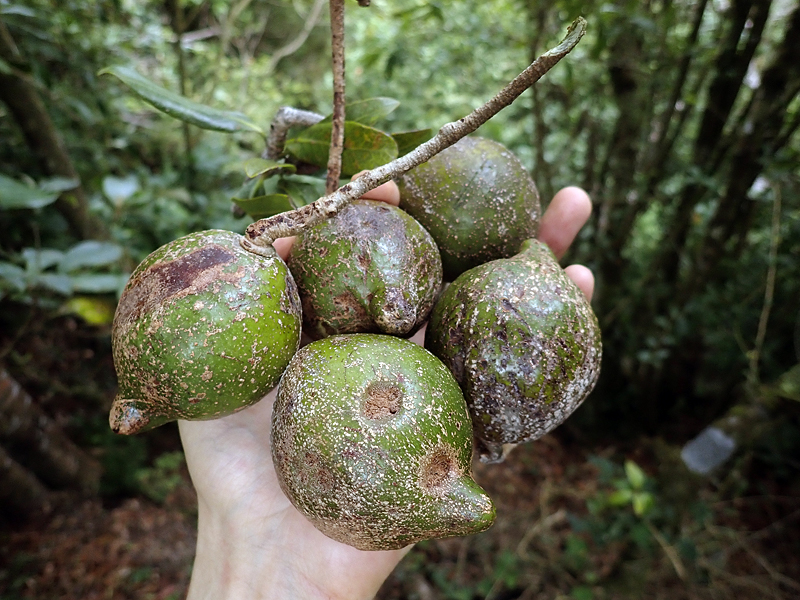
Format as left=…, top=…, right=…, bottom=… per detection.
left=537, top=186, right=592, bottom=260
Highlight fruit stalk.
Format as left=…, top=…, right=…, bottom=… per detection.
left=243, top=16, right=587, bottom=250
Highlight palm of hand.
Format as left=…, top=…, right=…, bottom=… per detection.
left=180, top=391, right=408, bottom=600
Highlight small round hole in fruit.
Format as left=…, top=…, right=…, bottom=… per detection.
left=363, top=381, right=403, bottom=420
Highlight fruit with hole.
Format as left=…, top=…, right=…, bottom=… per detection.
left=398, top=136, right=540, bottom=280
left=287, top=199, right=442, bottom=339
left=425, top=239, right=601, bottom=463
left=110, top=229, right=302, bottom=434
left=271, top=333, right=496, bottom=550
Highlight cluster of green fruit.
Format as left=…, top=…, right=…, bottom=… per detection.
left=109, top=137, right=601, bottom=551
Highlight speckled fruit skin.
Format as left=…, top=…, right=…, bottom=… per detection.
left=398, top=136, right=540, bottom=281
left=425, top=239, right=601, bottom=463
left=110, top=229, right=302, bottom=435
left=271, top=333, right=496, bottom=551
left=287, top=199, right=442, bottom=339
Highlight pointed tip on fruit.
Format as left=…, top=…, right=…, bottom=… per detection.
left=449, top=475, right=497, bottom=533
left=109, top=396, right=170, bottom=435
left=371, top=287, right=417, bottom=335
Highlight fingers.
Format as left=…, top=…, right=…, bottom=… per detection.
left=271, top=174, right=401, bottom=261
left=564, top=264, right=594, bottom=302
left=358, top=176, right=400, bottom=206
left=537, top=186, right=592, bottom=261
left=273, top=236, right=295, bottom=261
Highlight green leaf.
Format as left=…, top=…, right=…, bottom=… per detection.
left=392, top=129, right=433, bottom=156
left=0, top=5, right=37, bottom=17
left=22, top=248, right=64, bottom=273
left=0, top=174, right=59, bottom=210
left=63, top=296, right=117, bottom=326
left=232, top=194, right=295, bottom=220
left=0, top=261, right=26, bottom=292
left=775, top=364, right=800, bottom=401
left=625, top=460, right=647, bottom=490
left=100, top=65, right=264, bottom=135
left=607, top=489, right=633, bottom=506
left=60, top=241, right=124, bottom=272
left=0, top=57, right=13, bottom=75
left=277, top=174, right=326, bottom=208
left=40, top=177, right=80, bottom=194
left=321, top=97, right=400, bottom=126
left=632, top=491, right=655, bottom=516
left=285, top=121, right=398, bottom=177
left=70, top=273, right=130, bottom=294
left=243, top=158, right=296, bottom=179
left=35, top=273, right=73, bottom=295
left=102, top=175, right=139, bottom=203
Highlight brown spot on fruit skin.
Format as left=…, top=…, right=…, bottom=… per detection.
left=363, top=382, right=403, bottom=419
left=420, top=447, right=457, bottom=491
left=114, top=245, right=235, bottom=331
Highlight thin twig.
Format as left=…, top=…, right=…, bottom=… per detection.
left=645, top=520, right=688, bottom=581
left=243, top=17, right=587, bottom=251
left=266, top=0, right=327, bottom=73
left=326, top=0, right=346, bottom=194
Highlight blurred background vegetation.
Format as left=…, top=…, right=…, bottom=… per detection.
left=1, top=0, right=798, bottom=598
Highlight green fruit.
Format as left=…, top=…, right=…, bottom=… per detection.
left=425, top=239, right=601, bottom=463
left=398, top=136, right=540, bottom=280
left=110, top=229, right=302, bottom=434
left=287, top=199, right=442, bottom=339
left=271, top=333, right=496, bottom=550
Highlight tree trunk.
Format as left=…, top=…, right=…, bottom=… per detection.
left=684, top=1, right=800, bottom=297
left=0, top=19, right=107, bottom=240
left=0, top=368, right=101, bottom=493
left=656, top=0, right=771, bottom=286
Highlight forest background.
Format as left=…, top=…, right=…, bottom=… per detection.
left=1, top=0, right=799, bottom=598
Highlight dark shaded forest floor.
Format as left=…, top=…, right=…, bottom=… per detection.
left=1, top=316, right=799, bottom=599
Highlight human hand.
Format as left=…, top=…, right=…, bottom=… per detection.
left=179, top=181, right=593, bottom=600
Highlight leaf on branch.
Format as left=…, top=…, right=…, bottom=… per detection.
left=320, top=97, right=400, bottom=126
left=99, top=65, right=265, bottom=135
left=0, top=262, right=27, bottom=294
left=775, top=364, right=800, bottom=401
left=392, top=129, right=434, bottom=156
left=60, top=241, right=124, bottom=273
left=0, top=174, right=60, bottom=210
left=285, top=121, right=399, bottom=177
left=69, top=273, right=130, bottom=294
left=277, top=175, right=327, bottom=208
left=243, top=158, right=297, bottom=179
left=232, top=194, right=296, bottom=220
left=624, top=460, right=647, bottom=490
left=22, top=248, right=64, bottom=273
left=63, top=296, right=118, bottom=326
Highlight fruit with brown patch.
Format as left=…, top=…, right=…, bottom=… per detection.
left=110, top=229, right=302, bottom=434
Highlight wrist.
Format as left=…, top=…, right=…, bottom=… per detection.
left=186, top=500, right=322, bottom=600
